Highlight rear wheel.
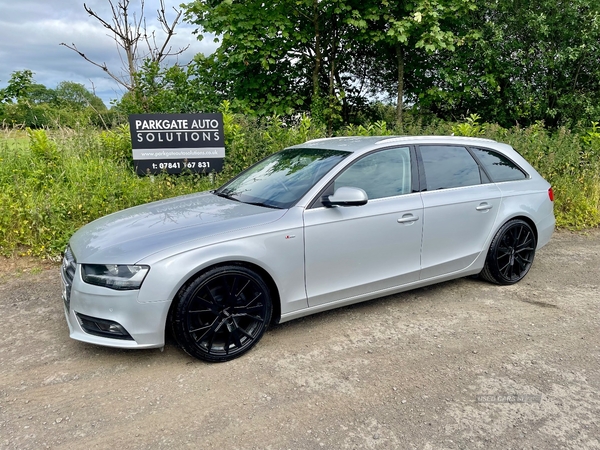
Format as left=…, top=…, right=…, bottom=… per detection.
left=172, top=265, right=272, bottom=362
left=481, top=219, right=537, bottom=285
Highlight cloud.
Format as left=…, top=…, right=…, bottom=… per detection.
left=0, top=0, right=217, bottom=106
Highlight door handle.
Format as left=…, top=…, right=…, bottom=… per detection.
left=476, top=203, right=493, bottom=211
left=397, top=214, right=419, bottom=224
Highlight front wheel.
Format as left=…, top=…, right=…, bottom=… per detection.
left=172, top=265, right=272, bottom=362
left=481, top=219, right=537, bottom=285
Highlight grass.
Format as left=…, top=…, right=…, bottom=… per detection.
left=1, top=115, right=599, bottom=258
left=0, top=129, right=28, bottom=151
left=0, top=127, right=217, bottom=256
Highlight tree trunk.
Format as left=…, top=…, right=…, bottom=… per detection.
left=312, top=0, right=321, bottom=97
left=396, top=43, right=404, bottom=128
left=334, top=71, right=349, bottom=124
left=328, top=15, right=337, bottom=135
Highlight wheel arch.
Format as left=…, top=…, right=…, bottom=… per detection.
left=500, top=214, right=539, bottom=244
left=480, top=214, right=539, bottom=285
left=167, top=260, right=282, bottom=330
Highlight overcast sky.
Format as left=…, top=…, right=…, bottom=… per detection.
left=0, top=0, right=217, bottom=106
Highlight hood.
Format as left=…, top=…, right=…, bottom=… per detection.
left=69, top=191, right=286, bottom=264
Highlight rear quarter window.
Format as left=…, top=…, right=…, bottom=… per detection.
left=472, top=148, right=527, bottom=182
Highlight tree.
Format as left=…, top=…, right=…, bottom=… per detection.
left=0, top=70, right=36, bottom=103
left=346, top=0, right=479, bottom=125
left=179, top=0, right=600, bottom=128
left=1, top=71, right=111, bottom=128
left=116, top=57, right=221, bottom=114
left=54, top=81, right=107, bottom=111
left=61, top=0, right=189, bottom=93
left=417, top=0, right=600, bottom=127
left=184, top=0, right=480, bottom=126
left=184, top=0, right=383, bottom=124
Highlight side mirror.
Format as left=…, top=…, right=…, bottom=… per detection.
left=322, top=186, right=368, bottom=207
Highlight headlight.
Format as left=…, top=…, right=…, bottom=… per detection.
left=81, top=264, right=150, bottom=290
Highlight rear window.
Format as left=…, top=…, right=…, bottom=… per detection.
left=472, top=148, right=527, bottom=182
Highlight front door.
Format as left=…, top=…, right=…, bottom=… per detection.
left=303, top=147, right=423, bottom=307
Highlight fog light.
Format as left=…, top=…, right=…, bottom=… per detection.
left=76, top=313, right=134, bottom=340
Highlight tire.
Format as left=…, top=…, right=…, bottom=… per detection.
left=172, top=265, right=272, bottom=362
left=481, top=219, right=537, bottom=285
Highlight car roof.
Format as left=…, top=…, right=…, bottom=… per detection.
left=291, top=135, right=500, bottom=153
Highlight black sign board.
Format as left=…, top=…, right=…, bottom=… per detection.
left=128, top=113, right=225, bottom=175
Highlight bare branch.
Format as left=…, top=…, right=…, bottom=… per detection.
left=60, top=42, right=132, bottom=90
left=64, top=0, right=189, bottom=93
left=154, top=0, right=189, bottom=62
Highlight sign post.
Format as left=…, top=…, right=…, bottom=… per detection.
left=128, top=113, right=225, bottom=175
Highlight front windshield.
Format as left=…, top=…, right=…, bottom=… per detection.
left=215, top=147, right=350, bottom=209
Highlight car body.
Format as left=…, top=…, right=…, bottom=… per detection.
left=61, top=136, right=555, bottom=362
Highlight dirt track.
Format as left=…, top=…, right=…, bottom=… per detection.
left=1, top=230, right=599, bottom=449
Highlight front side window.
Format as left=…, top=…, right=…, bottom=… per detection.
left=420, top=146, right=481, bottom=190
left=333, top=147, right=412, bottom=200
left=471, top=148, right=527, bottom=182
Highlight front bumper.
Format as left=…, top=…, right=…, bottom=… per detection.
left=61, top=259, right=170, bottom=349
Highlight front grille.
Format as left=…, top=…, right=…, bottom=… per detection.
left=61, top=246, right=76, bottom=312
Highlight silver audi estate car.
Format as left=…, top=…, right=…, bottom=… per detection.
left=61, top=136, right=555, bottom=362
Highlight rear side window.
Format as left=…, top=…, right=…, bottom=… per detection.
left=471, top=148, right=527, bottom=182
left=420, top=146, right=481, bottom=190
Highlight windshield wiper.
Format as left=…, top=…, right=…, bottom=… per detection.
left=213, top=191, right=240, bottom=202
left=244, top=201, right=282, bottom=209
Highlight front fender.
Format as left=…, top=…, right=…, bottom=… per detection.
left=136, top=207, right=307, bottom=317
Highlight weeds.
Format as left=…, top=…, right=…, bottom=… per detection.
left=0, top=128, right=214, bottom=256
left=451, top=114, right=485, bottom=137
left=1, top=114, right=599, bottom=258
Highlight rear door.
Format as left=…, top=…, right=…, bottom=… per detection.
left=418, top=145, right=502, bottom=279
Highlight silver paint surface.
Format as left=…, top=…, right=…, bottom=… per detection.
left=62, top=136, right=555, bottom=349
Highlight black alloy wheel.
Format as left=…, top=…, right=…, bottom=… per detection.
left=172, top=265, right=272, bottom=362
left=481, top=219, right=537, bottom=285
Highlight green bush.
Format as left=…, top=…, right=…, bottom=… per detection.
left=1, top=113, right=599, bottom=258
left=478, top=123, right=600, bottom=228
left=0, top=128, right=215, bottom=256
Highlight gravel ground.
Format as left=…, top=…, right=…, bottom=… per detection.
left=1, top=230, right=599, bottom=449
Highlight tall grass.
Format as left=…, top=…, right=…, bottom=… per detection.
left=0, top=128, right=215, bottom=256
left=1, top=113, right=599, bottom=257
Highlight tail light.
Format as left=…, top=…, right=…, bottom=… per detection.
left=548, top=187, right=554, bottom=202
